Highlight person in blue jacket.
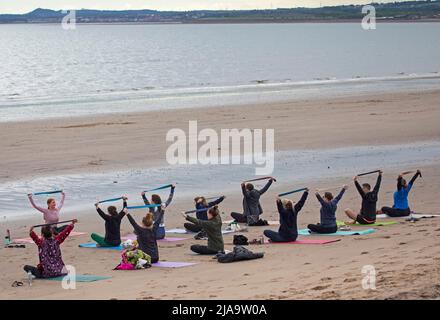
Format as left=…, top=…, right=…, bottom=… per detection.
left=263, top=189, right=309, bottom=242
left=184, top=196, right=226, bottom=238
left=380, top=170, right=421, bottom=217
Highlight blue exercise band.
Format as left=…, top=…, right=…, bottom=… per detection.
left=143, top=184, right=173, bottom=192
left=98, top=197, right=123, bottom=204
left=33, top=190, right=63, bottom=196
left=127, top=204, right=161, bottom=210
left=278, top=187, right=308, bottom=197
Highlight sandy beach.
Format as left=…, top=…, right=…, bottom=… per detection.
left=0, top=89, right=439, bottom=300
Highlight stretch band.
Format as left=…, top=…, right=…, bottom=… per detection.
left=34, top=220, right=74, bottom=228
left=33, top=190, right=63, bottom=196
left=98, top=197, right=123, bottom=204
left=358, top=170, right=381, bottom=177
left=243, top=177, right=274, bottom=183
left=143, top=184, right=173, bottom=192
left=278, top=187, right=308, bottom=197
left=127, top=204, right=161, bottom=210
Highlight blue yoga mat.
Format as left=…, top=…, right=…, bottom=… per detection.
left=79, top=243, right=122, bottom=250
left=43, top=275, right=111, bottom=282
left=298, top=228, right=375, bottom=236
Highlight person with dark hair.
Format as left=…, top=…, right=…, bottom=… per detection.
left=27, top=191, right=67, bottom=234
left=24, top=219, right=77, bottom=279
left=126, top=210, right=162, bottom=263
left=184, top=195, right=226, bottom=238
left=182, top=206, right=224, bottom=255
left=344, top=171, right=382, bottom=224
left=308, top=186, right=347, bottom=234
left=141, top=185, right=175, bottom=239
left=263, top=190, right=309, bottom=242
left=380, top=170, right=422, bottom=217
left=91, top=197, right=127, bottom=247
left=231, top=178, right=275, bottom=226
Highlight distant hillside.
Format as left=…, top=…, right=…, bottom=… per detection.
left=1, top=1, right=440, bottom=24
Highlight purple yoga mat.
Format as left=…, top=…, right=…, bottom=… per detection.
left=153, top=261, right=197, bottom=268
left=122, top=234, right=187, bottom=242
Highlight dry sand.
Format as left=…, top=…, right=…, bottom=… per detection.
left=0, top=89, right=439, bottom=299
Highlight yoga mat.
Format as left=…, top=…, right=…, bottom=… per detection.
left=122, top=234, right=188, bottom=242
left=153, top=261, right=197, bottom=268
left=79, top=243, right=122, bottom=250
left=223, top=220, right=279, bottom=225
left=269, top=239, right=341, bottom=245
left=278, top=187, right=307, bottom=197
left=358, top=170, right=381, bottom=177
left=33, top=190, right=63, bottom=196
left=298, top=228, right=376, bottom=236
left=43, top=275, right=111, bottom=282
left=99, top=197, right=123, bottom=204
left=336, top=220, right=397, bottom=227
left=166, top=228, right=234, bottom=235
left=143, top=184, right=173, bottom=192
left=126, top=204, right=161, bottom=210
left=376, top=213, right=440, bottom=219
left=15, top=232, right=86, bottom=244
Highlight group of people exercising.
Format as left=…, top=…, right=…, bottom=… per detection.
left=22, top=169, right=422, bottom=279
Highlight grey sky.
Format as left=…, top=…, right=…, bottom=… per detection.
left=1, top=1, right=405, bottom=14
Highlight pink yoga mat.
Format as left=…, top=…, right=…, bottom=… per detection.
left=153, top=261, right=197, bottom=268
left=270, top=239, right=341, bottom=245
left=14, top=231, right=86, bottom=244
left=122, top=234, right=188, bottom=242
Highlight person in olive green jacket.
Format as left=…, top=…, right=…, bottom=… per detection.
left=181, top=206, right=224, bottom=255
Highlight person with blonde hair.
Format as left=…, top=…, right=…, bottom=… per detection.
left=125, top=209, right=162, bottom=263
left=28, top=191, right=66, bottom=234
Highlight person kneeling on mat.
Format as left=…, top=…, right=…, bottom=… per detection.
left=92, top=197, right=127, bottom=247
left=308, top=186, right=347, bottom=234
left=264, top=190, right=309, bottom=243
left=231, top=178, right=275, bottom=226
left=125, top=210, right=161, bottom=263
left=141, top=185, right=175, bottom=240
left=344, top=171, right=382, bottom=224
left=379, top=170, right=421, bottom=217
left=184, top=195, right=226, bottom=239
left=182, top=206, right=224, bottom=255
left=24, top=219, right=77, bottom=279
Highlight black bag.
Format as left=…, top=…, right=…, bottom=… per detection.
left=233, top=235, right=249, bottom=246
left=217, top=246, right=264, bottom=263
left=248, top=219, right=269, bottom=226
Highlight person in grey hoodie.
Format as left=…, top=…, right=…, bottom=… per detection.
left=231, top=177, right=275, bottom=226
left=308, top=185, right=348, bottom=234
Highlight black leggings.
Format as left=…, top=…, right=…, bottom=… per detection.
left=307, top=223, right=338, bottom=234
left=24, top=265, right=43, bottom=278
left=190, top=245, right=219, bottom=255
left=381, top=206, right=411, bottom=217
left=184, top=222, right=202, bottom=233
left=230, top=212, right=247, bottom=223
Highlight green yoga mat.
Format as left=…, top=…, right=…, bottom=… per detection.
left=43, top=275, right=111, bottom=282
left=298, top=228, right=375, bottom=236
left=337, top=220, right=397, bottom=227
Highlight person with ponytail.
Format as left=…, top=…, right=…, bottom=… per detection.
left=92, top=197, right=127, bottom=247
left=181, top=205, right=224, bottom=255
left=125, top=209, right=162, bottom=263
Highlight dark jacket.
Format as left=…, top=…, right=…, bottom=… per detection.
left=126, top=212, right=162, bottom=263
left=186, top=215, right=224, bottom=252
left=217, top=246, right=264, bottom=263
left=277, top=191, right=308, bottom=240
left=242, top=179, right=273, bottom=224
left=96, top=200, right=127, bottom=246
left=195, top=196, right=225, bottom=220
left=355, top=175, right=382, bottom=221
left=142, top=186, right=175, bottom=225
left=316, top=189, right=345, bottom=227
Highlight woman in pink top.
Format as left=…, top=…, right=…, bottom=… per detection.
left=28, top=192, right=66, bottom=234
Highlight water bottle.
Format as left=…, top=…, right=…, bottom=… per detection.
left=4, top=229, right=11, bottom=247
left=27, top=272, right=33, bottom=286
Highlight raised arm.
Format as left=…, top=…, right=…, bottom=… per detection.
left=164, top=185, right=175, bottom=207
left=332, top=188, right=346, bottom=205
left=315, top=192, right=327, bottom=207
left=127, top=213, right=143, bottom=234
left=208, top=196, right=225, bottom=207
left=141, top=193, right=155, bottom=213
left=96, top=207, right=110, bottom=222
left=258, top=179, right=274, bottom=195
left=373, top=173, right=382, bottom=195
left=276, top=199, right=286, bottom=216
left=397, top=175, right=404, bottom=191
left=354, top=179, right=365, bottom=198
left=186, top=215, right=201, bottom=227
left=57, top=192, right=65, bottom=210
left=408, top=170, right=421, bottom=190
left=118, top=198, right=128, bottom=218
left=241, top=183, right=250, bottom=198
left=55, top=223, right=74, bottom=244
left=29, top=229, right=43, bottom=247
left=28, top=194, right=47, bottom=214
left=294, top=191, right=309, bottom=212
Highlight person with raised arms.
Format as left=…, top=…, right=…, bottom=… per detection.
left=28, top=191, right=66, bottom=234
left=308, top=185, right=347, bottom=234
left=231, top=177, right=276, bottom=226
left=24, top=219, right=77, bottom=279
left=141, top=184, right=176, bottom=240
left=125, top=209, right=162, bottom=263
left=92, top=196, right=128, bottom=247
left=182, top=205, right=224, bottom=255
left=344, top=171, right=382, bottom=224
left=379, top=170, right=422, bottom=217
left=263, top=189, right=309, bottom=242
left=184, top=195, right=226, bottom=239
